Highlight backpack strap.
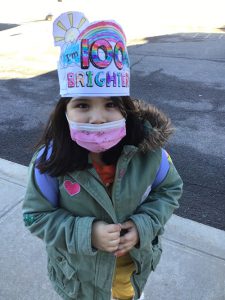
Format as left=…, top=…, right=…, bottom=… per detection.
left=152, top=149, right=170, bottom=189
left=34, top=146, right=59, bottom=207
left=34, top=147, right=171, bottom=207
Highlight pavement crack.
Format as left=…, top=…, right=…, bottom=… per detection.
left=0, top=197, right=24, bottom=221
left=163, top=236, right=225, bottom=262
left=0, top=176, right=27, bottom=188
left=130, top=56, right=145, bottom=69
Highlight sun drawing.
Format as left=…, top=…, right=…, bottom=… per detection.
left=54, top=12, right=87, bottom=44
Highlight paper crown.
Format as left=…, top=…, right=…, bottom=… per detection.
left=53, top=11, right=130, bottom=97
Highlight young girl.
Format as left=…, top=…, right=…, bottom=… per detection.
left=23, top=11, right=183, bottom=300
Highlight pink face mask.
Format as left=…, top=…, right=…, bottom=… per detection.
left=66, top=116, right=126, bottom=153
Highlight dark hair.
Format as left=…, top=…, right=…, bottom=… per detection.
left=36, top=96, right=147, bottom=176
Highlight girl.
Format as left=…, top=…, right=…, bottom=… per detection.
left=23, top=11, right=183, bottom=300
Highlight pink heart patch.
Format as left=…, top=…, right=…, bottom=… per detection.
left=64, top=180, right=81, bottom=196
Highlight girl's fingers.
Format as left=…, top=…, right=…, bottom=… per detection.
left=108, top=237, right=120, bottom=245
left=114, top=247, right=129, bottom=257
left=106, top=223, right=121, bottom=233
left=119, top=235, right=127, bottom=244
left=119, top=230, right=134, bottom=244
left=105, top=239, right=121, bottom=252
left=120, top=221, right=133, bottom=230
left=108, top=246, right=120, bottom=252
left=120, top=223, right=139, bottom=246
left=116, top=244, right=127, bottom=251
left=108, top=231, right=121, bottom=240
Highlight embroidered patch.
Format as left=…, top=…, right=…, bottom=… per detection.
left=23, top=214, right=35, bottom=226
left=64, top=180, right=81, bottom=196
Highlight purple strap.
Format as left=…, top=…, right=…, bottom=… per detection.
left=34, top=147, right=169, bottom=206
left=34, top=146, right=59, bottom=207
left=152, top=149, right=170, bottom=189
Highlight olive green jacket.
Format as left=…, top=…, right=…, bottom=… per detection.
left=23, top=145, right=183, bottom=300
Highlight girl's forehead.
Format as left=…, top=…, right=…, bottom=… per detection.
left=70, top=97, right=111, bottom=102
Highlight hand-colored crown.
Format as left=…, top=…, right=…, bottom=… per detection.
left=53, top=11, right=130, bottom=97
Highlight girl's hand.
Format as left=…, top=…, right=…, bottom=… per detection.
left=114, top=220, right=139, bottom=257
left=92, top=221, right=121, bottom=252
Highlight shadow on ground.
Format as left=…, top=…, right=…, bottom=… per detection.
left=0, top=70, right=59, bottom=165
left=217, top=25, right=225, bottom=32
left=0, top=23, right=20, bottom=31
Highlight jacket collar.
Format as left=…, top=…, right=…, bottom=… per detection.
left=67, top=145, right=139, bottom=222
left=68, top=169, right=118, bottom=223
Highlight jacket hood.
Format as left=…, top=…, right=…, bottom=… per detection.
left=134, top=100, right=174, bottom=152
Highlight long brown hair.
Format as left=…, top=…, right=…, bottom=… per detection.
left=36, top=96, right=147, bottom=176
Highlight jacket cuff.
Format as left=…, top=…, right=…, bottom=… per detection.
left=74, top=216, right=97, bottom=255
left=129, top=214, right=154, bottom=249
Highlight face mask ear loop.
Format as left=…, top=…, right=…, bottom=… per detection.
left=65, top=113, right=73, bottom=124
left=65, top=112, right=69, bottom=122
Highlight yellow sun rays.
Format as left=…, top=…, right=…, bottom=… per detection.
left=54, top=13, right=87, bottom=43
left=77, top=17, right=87, bottom=29
left=57, top=20, right=67, bottom=31
left=68, top=13, right=73, bottom=27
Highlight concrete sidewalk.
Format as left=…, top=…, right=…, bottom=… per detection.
left=0, top=158, right=225, bottom=300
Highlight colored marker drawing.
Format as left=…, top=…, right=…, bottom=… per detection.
left=53, top=11, right=89, bottom=47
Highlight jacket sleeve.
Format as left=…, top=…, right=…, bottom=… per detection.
left=129, top=156, right=183, bottom=249
left=22, top=158, right=96, bottom=256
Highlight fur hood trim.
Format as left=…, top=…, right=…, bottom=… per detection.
left=135, top=101, right=174, bottom=152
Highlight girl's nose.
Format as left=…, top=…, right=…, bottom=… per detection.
left=89, top=109, right=106, bottom=124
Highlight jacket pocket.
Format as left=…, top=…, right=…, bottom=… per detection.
left=47, top=248, right=80, bottom=298
left=151, top=236, right=162, bottom=271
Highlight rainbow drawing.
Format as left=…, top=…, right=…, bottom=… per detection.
left=77, top=21, right=127, bottom=44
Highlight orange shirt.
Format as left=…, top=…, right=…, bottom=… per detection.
left=92, top=161, right=116, bottom=186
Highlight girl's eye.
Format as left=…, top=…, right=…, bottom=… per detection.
left=75, top=103, right=89, bottom=109
left=106, top=102, right=117, bottom=108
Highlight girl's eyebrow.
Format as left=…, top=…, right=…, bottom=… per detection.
left=72, top=97, right=111, bottom=102
left=72, top=98, right=90, bottom=102
left=102, top=98, right=113, bottom=102
left=73, top=98, right=89, bottom=104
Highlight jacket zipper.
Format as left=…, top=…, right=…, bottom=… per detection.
left=88, top=168, right=113, bottom=199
